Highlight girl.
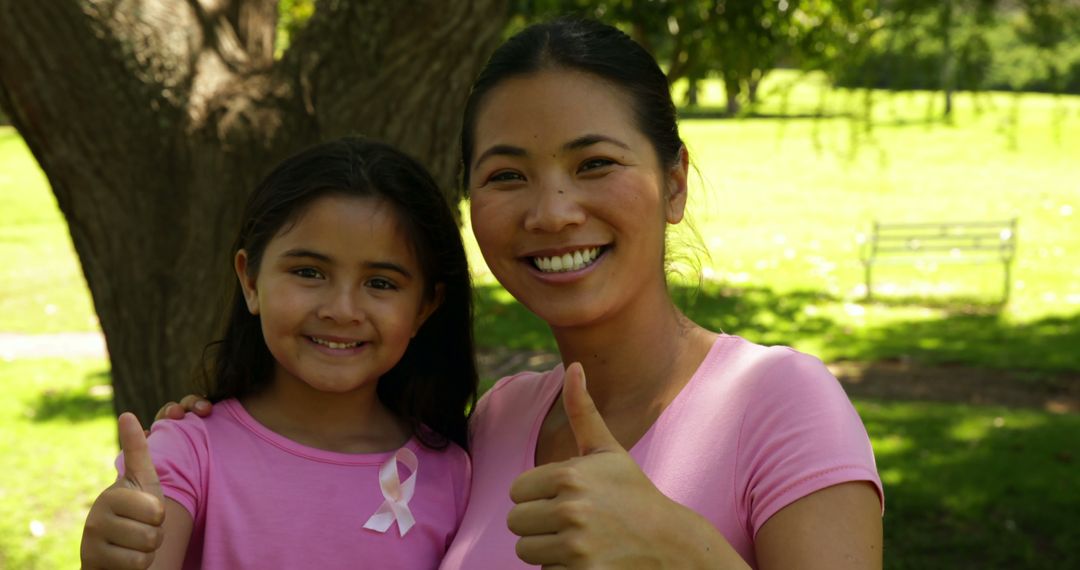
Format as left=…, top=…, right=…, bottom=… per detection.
left=81, top=137, right=478, bottom=569
left=85, top=19, right=884, bottom=569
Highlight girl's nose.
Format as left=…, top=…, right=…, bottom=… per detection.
left=318, top=286, right=366, bottom=324
left=523, top=181, right=586, bottom=233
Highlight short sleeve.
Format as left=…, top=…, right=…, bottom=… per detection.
left=115, top=416, right=209, bottom=519
left=735, top=350, right=883, bottom=535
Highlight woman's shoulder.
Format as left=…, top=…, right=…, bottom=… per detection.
left=481, top=365, right=564, bottom=405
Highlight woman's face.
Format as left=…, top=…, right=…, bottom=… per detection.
left=468, top=69, right=687, bottom=329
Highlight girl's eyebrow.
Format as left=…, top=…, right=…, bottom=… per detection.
left=473, top=134, right=631, bottom=171
left=281, top=249, right=413, bottom=278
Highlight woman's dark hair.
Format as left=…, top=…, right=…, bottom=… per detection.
left=461, top=17, right=683, bottom=189
left=202, top=137, right=477, bottom=450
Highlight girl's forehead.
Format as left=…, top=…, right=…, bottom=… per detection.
left=276, top=194, right=405, bottom=240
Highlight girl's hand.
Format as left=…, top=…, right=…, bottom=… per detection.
left=155, top=394, right=212, bottom=422
left=81, top=413, right=166, bottom=569
left=506, top=363, right=748, bottom=569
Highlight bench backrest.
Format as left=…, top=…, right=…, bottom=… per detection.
left=862, top=219, right=1017, bottom=262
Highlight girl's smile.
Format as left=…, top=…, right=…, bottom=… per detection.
left=236, top=194, right=440, bottom=398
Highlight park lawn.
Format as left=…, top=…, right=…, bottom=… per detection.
left=0, top=355, right=1077, bottom=568
left=0, top=128, right=99, bottom=333
left=0, top=358, right=115, bottom=570
left=467, top=80, right=1080, bottom=377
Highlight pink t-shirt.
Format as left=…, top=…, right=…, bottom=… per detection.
left=440, top=335, right=883, bottom=569
left=117, top=399, right=470, bottom=570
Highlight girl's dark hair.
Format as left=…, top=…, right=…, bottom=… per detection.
left=461, top=17, right=683, bottom=189
left=202, top=137, right=477, bottom=450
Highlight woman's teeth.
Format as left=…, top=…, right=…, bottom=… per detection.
left=310, top=337, right=360, bottom=349
left=532, top=247, right=601, bottom=273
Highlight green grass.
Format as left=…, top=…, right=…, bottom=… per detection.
left=465, top=75, right=1080, bottom=379
left=860, top=399, right=1080, bottom=568
left=0, top=128, right=99, bottom=333
left=2, top=76, right=1079, bottom=567
left=0, top=358, right=116, bottom=569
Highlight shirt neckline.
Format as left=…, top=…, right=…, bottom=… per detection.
left=525, top=334, right=735, bottom=469
left=221, top=398, right=419, bottom=466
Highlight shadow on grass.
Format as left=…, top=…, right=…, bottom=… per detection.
left=859, top=399, right=1080, bottom=568
left=32, top=369, right=113, bottom=422
left=472, top=282, right=1080, bottom=379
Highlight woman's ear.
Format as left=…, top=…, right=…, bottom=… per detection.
left=412, top=283, right=445, bottom=338
left=665, top=145, right=690, bottom=225
left=234, top=250, right=260, bottom=315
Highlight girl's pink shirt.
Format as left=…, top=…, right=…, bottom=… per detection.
left=118, top=399, right=470, bottom=570
left=440, top=335, right=883, bottom=569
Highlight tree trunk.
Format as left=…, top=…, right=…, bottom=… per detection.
left=0, top=0, right=506, bottom=425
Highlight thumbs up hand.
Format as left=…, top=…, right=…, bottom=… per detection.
left=507, top=363, right=682, bottom=568
left=81, top=413, right=166, bottom=570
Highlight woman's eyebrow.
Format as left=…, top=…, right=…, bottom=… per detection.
left=473, top=144, right=526, bottom=170
left=564, top=134, right=630, bottom=151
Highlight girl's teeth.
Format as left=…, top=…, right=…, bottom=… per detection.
left=532, top=248, right=601, bottom=273
left=311, top=337, right=359, bottom=349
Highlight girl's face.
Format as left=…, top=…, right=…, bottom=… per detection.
left=468, top=69, right=687, bottom=329
left=236, top=195, right=440, bottom=396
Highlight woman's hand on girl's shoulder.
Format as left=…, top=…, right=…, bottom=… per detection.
left=505, top=364, right=751, bottom=569
left=155, top=395, right=213, bottom=422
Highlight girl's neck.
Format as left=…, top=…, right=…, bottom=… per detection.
left=549, top=291, right=717, bottom=414
left=240, top=378, right=409, bottom=454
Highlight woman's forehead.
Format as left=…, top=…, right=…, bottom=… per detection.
left=473, top=69, right=641, bottom=148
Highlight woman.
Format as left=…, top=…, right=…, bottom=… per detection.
left=83, top=18, right=883, bottom=569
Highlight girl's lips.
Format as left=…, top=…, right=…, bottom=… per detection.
left=306, top=335, right=368, bottom=354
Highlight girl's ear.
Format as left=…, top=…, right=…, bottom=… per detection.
left=665, top=146, right=690, bottom=225
left=234, top=250, right=260, bottom=315
left=412, top=283, right=445, bottom=338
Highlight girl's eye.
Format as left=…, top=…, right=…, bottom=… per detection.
left=579, top=158, right=615, bottom=172
left=293, top=267, right=325, bottom=279
left=368, top=277, right=399, bottom=291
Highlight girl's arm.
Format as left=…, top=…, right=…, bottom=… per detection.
left=148, top=500, right=194, bottom=570
left=80, top=414, right=195, bottom=570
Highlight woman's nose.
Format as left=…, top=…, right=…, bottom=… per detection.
left=523, top=181, right=586, bottom=233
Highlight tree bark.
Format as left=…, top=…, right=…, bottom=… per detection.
left=0, top=0, right=506, bottom=425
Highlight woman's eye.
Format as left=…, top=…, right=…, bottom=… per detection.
left=368, top=277, right=398, bottom=291
left=579, top=158, right=615, bottom=172
left=293, top=267, right=324, bottom=279
left=488, top=170, right=524, bottom=183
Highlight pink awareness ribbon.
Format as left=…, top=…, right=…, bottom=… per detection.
left=362, top=447, right=418, bottom=537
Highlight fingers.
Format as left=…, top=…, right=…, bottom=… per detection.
left=515, top=533, right=574, bottom=567
left=108, top=486, right=166, bottom=527
left=118, top=413, right=164, bottom=502
left=562, top=363, right=621, bottom=456
left=87, top=543, right=157, bottom=570
left=100, top=512, right=165, bottom=551
left=154, top=395, right=211, bottom=422
left=507, top=498, right=563, bottom=536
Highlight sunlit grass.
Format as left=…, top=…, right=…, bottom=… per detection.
left=0, top=358, right=115, bottom=569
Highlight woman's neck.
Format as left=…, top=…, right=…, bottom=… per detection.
left=240, top=378, right=409, bottom=454
left=549, top=292, right=716, bottom=414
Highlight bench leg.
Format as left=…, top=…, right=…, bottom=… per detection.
left=864, top=262, right=873, bottom=301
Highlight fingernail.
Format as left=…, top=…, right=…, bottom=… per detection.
left=195, top=401, right=209, bottom=411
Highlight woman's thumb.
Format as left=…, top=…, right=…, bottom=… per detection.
left=562, top=363, right=622, bottom=456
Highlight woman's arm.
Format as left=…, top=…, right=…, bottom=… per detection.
left=755, top=482, right=883, bottom=569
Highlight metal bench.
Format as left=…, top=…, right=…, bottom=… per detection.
left=860, top=219, right=1018, bottom=302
